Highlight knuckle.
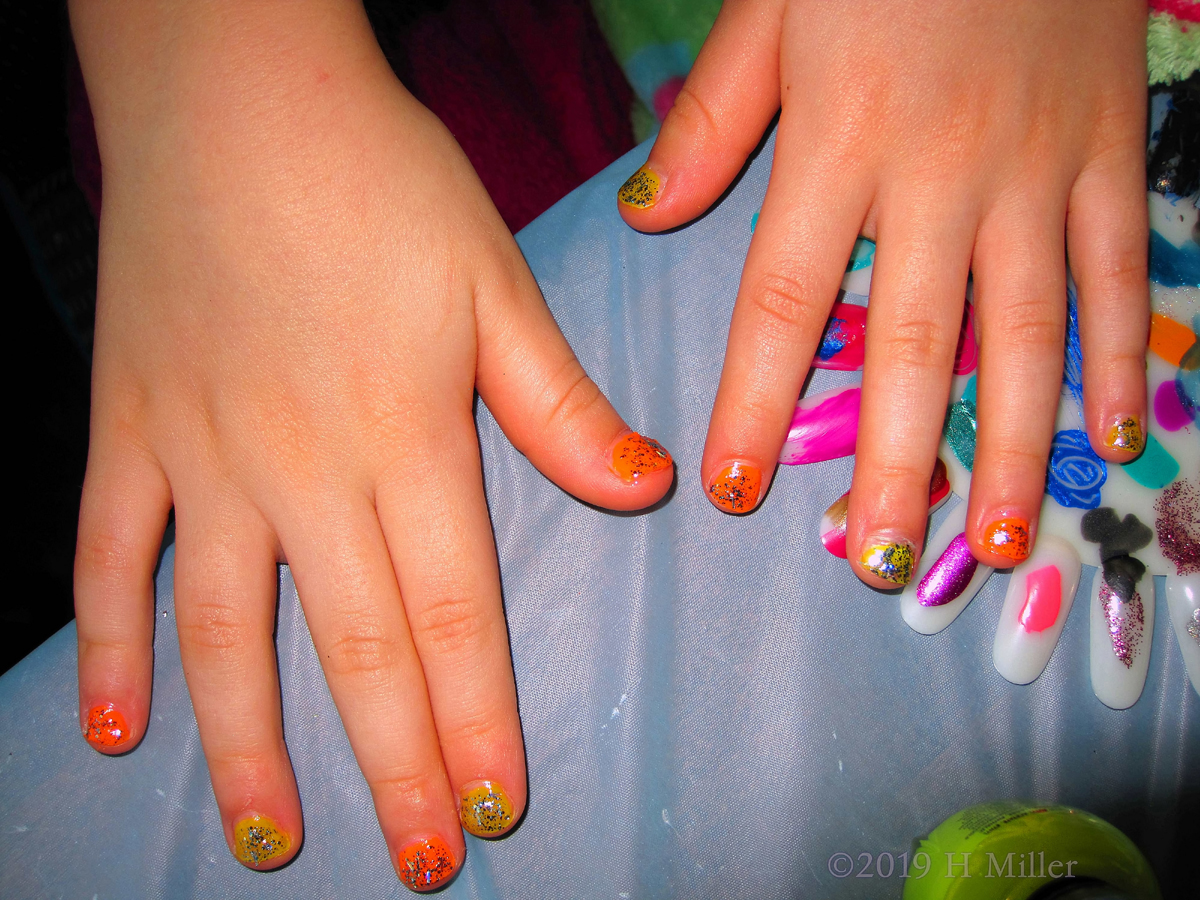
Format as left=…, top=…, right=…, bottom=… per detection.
left=75, top=525, right=141, bottom=590
left=539, top=360, right=606, bottom=434
left=995, top=297, right=1062, bottom=351
left=177, top=600, right=248, bottom=658
left=322, top=622, right=403, bottom=685
left=371, top=767, right=441, bottom=810
left=875, top=314, right=959, bottom=368
left=749, top=269, right=824, bottom=336
left=664, top=82, right=723, bottom=147
left=409, top=594, right=489, bottom=658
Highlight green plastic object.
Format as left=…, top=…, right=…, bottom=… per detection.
left=902, top=801, right=1161, bottom=900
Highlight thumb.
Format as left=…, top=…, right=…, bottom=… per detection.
left=616, top=0, right=785, bottom=232
left=473, top=249, right=674, bottom=512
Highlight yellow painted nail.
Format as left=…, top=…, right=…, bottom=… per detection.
left=617, top=164, right=662, bottom=209
left=860, top=540, right=916, bottom=585
left=1104, top=416, right=1145, bottom=454
left=232, top=814, right=291, bottom=868
left=459, top=781, right=515, bottom=838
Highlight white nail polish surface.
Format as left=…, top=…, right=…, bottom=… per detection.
left=1165, top=574, right=1200, bottom=698
left=901, top=504, right=994, bottom=635
left=993, top=536, right=1082, bottom=685
left=1089, top=567, right=1155, bottom=710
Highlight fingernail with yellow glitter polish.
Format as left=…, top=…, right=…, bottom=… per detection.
left=707, top=462, right=762, bottom=514
left=1104, top=415, right=1145, bottom=454
left=459, top=780, right=515, bottom=838
left=982, top=516, right=1030, bottom=563
left=617, top=164, right=663, bottom=209
left=609, top=432, right=673, bottom=482
left=232, top=815, right=292, bottom=868
left=84, top=703, right=131, bottom=750
left=860, top=538, right=916, bottom=586
left=397, top=836, right=457, bottom=892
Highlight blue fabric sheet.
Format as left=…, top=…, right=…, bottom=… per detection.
left=2, top=132, right=1197, bottom=898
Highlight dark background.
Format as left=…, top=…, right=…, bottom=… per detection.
left=2, top=1, right=93, bottom=675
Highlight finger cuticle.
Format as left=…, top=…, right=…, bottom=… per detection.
left=707, top=462, right=762, bottom=514
left=860, top=539, right=916, bottom=586
left=232, top=814, right=292, bottom=868
left=1104, top=415, right=1145, bottom=454
left=84, top=703, right=131, bottom=750
left=459, top=780, right=515, bottom=838
left=617, top=164, right=662, bottom=209
left=397, top=836, right=458, bottom=892
left=609, top=432, right=673, bottom=482
left=982, top=517, right=1031, bottom=563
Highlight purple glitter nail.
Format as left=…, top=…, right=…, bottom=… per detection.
left=917, top=534, right=978, bottom=607
left=1099, top=581, right=1145, bottom=668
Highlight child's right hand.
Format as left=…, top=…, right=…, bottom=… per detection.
left=618, top=0, right=1149, bottom=585
left=71, top=0, right=673, bottom=887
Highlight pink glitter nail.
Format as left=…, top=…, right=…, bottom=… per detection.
left=917, top=534, right=978, bottom=607
left=1099, top=580, right=1145, bottom=668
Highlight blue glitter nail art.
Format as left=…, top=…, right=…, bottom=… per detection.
left=817, top=317, right=850, bottom=361
left=1046, top=429, right=1108, bottom=509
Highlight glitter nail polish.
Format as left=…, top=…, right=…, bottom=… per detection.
left=860, top=540, right=915, bottom=585
left=459, top=781, right=515, bottom=838
left=916, top=534, right=978, bottom=607
left=821, top=459, right=947, bottom=560
left=84, top=703, right=130, bottom=749
left=901, top=504, right=995, bottom=635
left=609, top=433, right=672, bottom=482
left=707, top=462, right=761, bottom=513
left=617, top=164, right=661, bottom=208
left=1104, top=415, right=1145, bottom=454
left=398, top=836, right=457, bottom=892
left=232, top=815, right=291, bottom=868
left=982, top=517, right=1031, bottom=563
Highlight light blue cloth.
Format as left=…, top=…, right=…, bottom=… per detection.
left=1, top=132, right=1196, bottom=898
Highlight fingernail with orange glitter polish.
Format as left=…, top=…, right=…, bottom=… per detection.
left=459, top=780, right=515, bottom=838
left=232, top=814, right=292, bottom=868
left=84, top=703, right=130, bottom=750
left=1104, top=416, right=1145, bottom=454
left=398, top=837, right=457, bottom=892
left=617, top=164, right=663, bottom=209
left=983, top=517, right=1031, bottom=563
left=707, top=462, right=762, bottom=513
left=609, top=432, right=673, bottom=482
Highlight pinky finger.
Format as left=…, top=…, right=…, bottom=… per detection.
left=74, top=438, right=172, bottom=754
left=1068, top=120, right=1149, bottom=462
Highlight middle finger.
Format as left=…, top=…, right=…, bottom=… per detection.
left=848, top=189, right=977, bottom=587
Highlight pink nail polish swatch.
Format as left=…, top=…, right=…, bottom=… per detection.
left=780, top=386, right=860, bottom=465
left=1019, top=566, right=1062, bottom=633
left=812, top=302, right=867, bottom=371
left=953, top=303, right=978, bottom=375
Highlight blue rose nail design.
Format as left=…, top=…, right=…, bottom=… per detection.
left=1046, top=429, right=1108, bottom=509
